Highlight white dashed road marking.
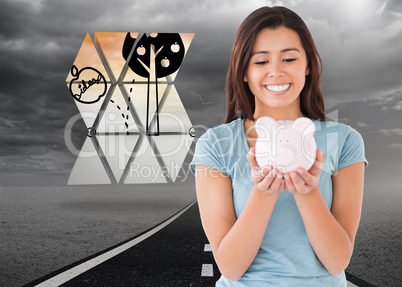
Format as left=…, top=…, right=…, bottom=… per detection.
left=201, top=243, right=214, bottom=277
left=201, top=264, right=214, bottom=277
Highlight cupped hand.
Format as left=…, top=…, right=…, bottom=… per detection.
left=284, top=149, right=325, bottom=194
left=247, top=147, right=285, bottom=194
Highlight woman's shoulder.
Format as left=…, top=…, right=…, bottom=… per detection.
left=191, top=118, right=245, bottom=174
left=200, top=118, right=243, bottom=139
left=313, top=119, right=362, bottom=140
left=313, top=119, right=367, bottom=169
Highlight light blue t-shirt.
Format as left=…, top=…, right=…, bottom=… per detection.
left=190, top=118, right=368, bottom=287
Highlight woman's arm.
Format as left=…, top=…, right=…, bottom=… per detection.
left=195, top=149, right=283, bottom=281
left=285, top=156, right=365, bottom=275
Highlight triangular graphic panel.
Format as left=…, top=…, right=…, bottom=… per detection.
left=95, top=32, right=139, bottom=83
left=97, top=85, right=139, bottom=134
left=165, top=33, right=194, bottom=82
left=124, top=137, right=167, bottom=184
left=96, top=134, right=140, bottom=182
left=158, top=85, right=193, bottom=133
left=152, top=134, right=194, bottom=182
left=121, top=83, right=167, bottom=131
left=67, top=137, right=111, bottom=185
left=122, top=33, right=165, bottom=84
left=67, top=82, right=110, bottom=129
left=66, top=31, right=194, bottom=184
left=66, top=33, right=110, bottom=83
left=122, top=33, right=193, bottom=83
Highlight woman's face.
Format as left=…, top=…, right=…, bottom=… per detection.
left=244, top=26, right=309, bottom=118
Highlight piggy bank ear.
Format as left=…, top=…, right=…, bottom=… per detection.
left=292, top=117, right=315, bottom=136
left=255, top=116, right=277, bottom=137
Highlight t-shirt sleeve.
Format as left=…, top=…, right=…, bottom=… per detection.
left=189, top=129, right=230, bottom=177
left=336, top=127, right=368, bottom=171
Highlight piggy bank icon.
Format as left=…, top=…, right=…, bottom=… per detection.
left=254, top=116, right=317, bottom=173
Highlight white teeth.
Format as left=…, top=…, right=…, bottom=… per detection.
left=266, top=84, right=290, bottom=92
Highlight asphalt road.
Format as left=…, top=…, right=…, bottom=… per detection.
left=24, top=201, right=375, bottom=287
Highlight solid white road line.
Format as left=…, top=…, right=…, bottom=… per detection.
left=34, top=200, right=196, bottom=287
left=201, top=264, right=214, bottom=277
left=347, top=281, right=358, bottom=287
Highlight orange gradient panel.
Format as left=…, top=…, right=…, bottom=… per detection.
left=95, top=32, right=139, bottom=83
left=66, top=33, right=110, bottom=83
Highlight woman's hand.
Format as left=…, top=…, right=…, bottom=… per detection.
left=284, top=149, right=325, bottom=194
left=247, top=147, right=285, bottom=194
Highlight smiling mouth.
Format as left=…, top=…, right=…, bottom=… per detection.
left=265, top=83, right=291, bottom=93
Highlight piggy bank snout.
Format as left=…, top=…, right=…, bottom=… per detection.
left=276, top=146, right=293, bottom=166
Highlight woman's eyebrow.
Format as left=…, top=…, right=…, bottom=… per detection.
left=251, top=48, right=300, bottom=56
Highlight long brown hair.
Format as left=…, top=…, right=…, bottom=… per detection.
left=224, top=6, right=325, bottom=123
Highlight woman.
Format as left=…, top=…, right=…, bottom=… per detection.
left=190, top=6, right=367, bottom=286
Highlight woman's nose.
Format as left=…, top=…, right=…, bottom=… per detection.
left=268, top=60, right=284, bottom=77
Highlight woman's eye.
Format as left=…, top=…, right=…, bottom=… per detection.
left=255, top=61, right=268, bottom=65
left=283, top=58, right=296, bottom=63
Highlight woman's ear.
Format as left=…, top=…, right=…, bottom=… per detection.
left=305, top=66, right=310, bottom=76
left=244, top=74, right=248, bottom=82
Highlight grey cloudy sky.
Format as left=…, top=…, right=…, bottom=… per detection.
left=0, top=0, right=402, bottom=186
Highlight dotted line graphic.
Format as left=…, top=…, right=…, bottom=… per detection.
left=108, top=79, right=135, bottom=135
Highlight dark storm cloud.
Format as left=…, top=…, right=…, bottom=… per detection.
left=383, top=0, right=402, bottom=15
left=175, top=45, right=231, bottom=127
left=277, top=0, right=402, bottom=107
left=0, top=0, right=401, bottom=185
left=325, top=90, right=402, bottom=186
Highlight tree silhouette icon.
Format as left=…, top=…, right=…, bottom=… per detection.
left=122, top=33, right=185, bottom=135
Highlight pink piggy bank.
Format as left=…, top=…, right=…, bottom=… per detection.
left=254, top=116, right=317, bottom=173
